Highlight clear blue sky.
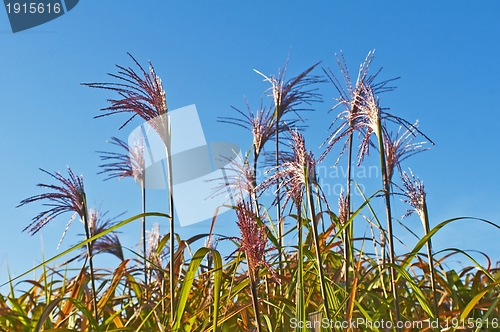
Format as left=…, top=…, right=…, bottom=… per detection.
left=1, top=1, right=499, bottom=288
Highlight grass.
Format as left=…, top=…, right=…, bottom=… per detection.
left=1, top=52, right=500, bottom=332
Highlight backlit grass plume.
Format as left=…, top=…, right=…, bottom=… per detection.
left=400, top=169, right=426, bottom=220
left=320, top=50, right=399, bottom=163
left=85, top=54, right=176, bottom=322
left=258, top=130, right=317, bottom=211
left=255, top=59, right=323, bottom=120
left=355, top=83, right=433, bottom=168
left=80, top=208, right=125, bottom=262
left=208, top=152, right=256, bottom=206
left=146, top=222, right=163, bottom=272
left=400, top=168, right=440, bottom=320
left=97, top=136, right=145, bottom=182
left=338, top=188, right=349, bottom=226
left=383, top=122, right=431, bottom=182
left=18, top=168, right=86, bottom=235
left=259, top=129, right=331, bottom=322
left=219, top=103, right=290, bottom=160
left=231, top=200, right=276, bottom=332
left=97, top=136, right=148, bottom=284
left=401, top=169, right=426, bottom=218
left=83, top=53, right=168, bottom=133
left=219, top=103, right=291, bottom=212
left=233, top=200, right=275, bottom=282
left=355, top=83, right=385, bottom=165
left=320, top=51, right=399, bottom=309
left=255, top=59, right=323, bottom=299
left=17, top=167, right=99, bottom=320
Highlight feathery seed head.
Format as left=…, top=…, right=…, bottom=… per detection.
left=338, top=189, right=349, bottom=225
left=146, top=223, right=163, bottom=268
left=83, top=53, right=168, bottom=137
left=233, top=200, right=279, bottom=283
left=353, top=84, right=382, bottom=166
left=400, top=169, right=426, bottom=220
left=320, top=50, right=399, bottom=163
left=257, top=129, right=317, bottom=211
left=208, top=152, right=256, bottom=204
left=97, top=136, right=145, bottom=183
left=218, top=103, right=289, bottom=158
left=80, top=208, right=124, bottom=261
left=255, top=59, right=323, bottom=122
left=383, top=122, right=429, bottom=181
left=18, top=167, right=86, bottom=236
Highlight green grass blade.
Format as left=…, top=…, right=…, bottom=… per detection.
left=401, top=217, right=500, bottom=271
left=172, top=247, right=222, bottom=331
left=2, top=212, right=171, bottom=288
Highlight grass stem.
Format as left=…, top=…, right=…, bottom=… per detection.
left=306, top=176, right=331, bottom=325
left=421, top=201, right=440, bottom=324
left=82, top=195, right=99, bottom=322
left=375, top=116, right=402, bottom=330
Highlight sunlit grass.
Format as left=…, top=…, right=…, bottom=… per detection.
left=1, top=52, right=499, bottom=332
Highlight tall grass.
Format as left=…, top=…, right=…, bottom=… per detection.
left=16, top=168, right=100, bottom=321
left=320, top=50, right=399, bottom=319
left=2, top=52, right=499, bottom=332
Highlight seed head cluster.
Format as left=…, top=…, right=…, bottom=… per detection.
left=400, top=169, right=426, bottom=220
left=233, top=200, right=279, bottom=283
left=382, top=122, right=429, bottom=182
left=70, top=209, right=125, bottom=261
left=258, top=129, right=317, bottom=211
left=17, top=168, right=86, bottom=236
left=97, top=136, right=145, bottom=183
left=320, top=50, right=398, bottom=164
left=338, top=189, right=349, bottom=225
left=146, top=223, right=163, bottom=268
left=255, top=59, right=322, bottom=120
left=83, top=53, right=168, bottom=141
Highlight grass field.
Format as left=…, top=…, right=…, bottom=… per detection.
left=1, top=52, right=499, bottom=332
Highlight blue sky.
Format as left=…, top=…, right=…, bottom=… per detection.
left=1, top=1, right=499, bottom=288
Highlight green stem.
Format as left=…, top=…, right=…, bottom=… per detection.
left=375, top=117, right=401, bottom=331
left=142, top=180, right=147, bottom=288
left=305, top=174, right=332, bottom=326
left=252, top=148, right=271, bottom=317
left=247, top=256, right=262, bottom=332
left=421, top=202, right=440, bottom=327
left=82, top=194, right=98, bottom=322
left=165, top=143, right=176, bottom=326
left=252, top=149, right=260, bottom=215
left=274, top=108, right=285, bottom=331
left=344, top=130, right=354, bottom=314
left=296, top=205, right=306, bottom=331
left=275, top=114, right=283, bottom=276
